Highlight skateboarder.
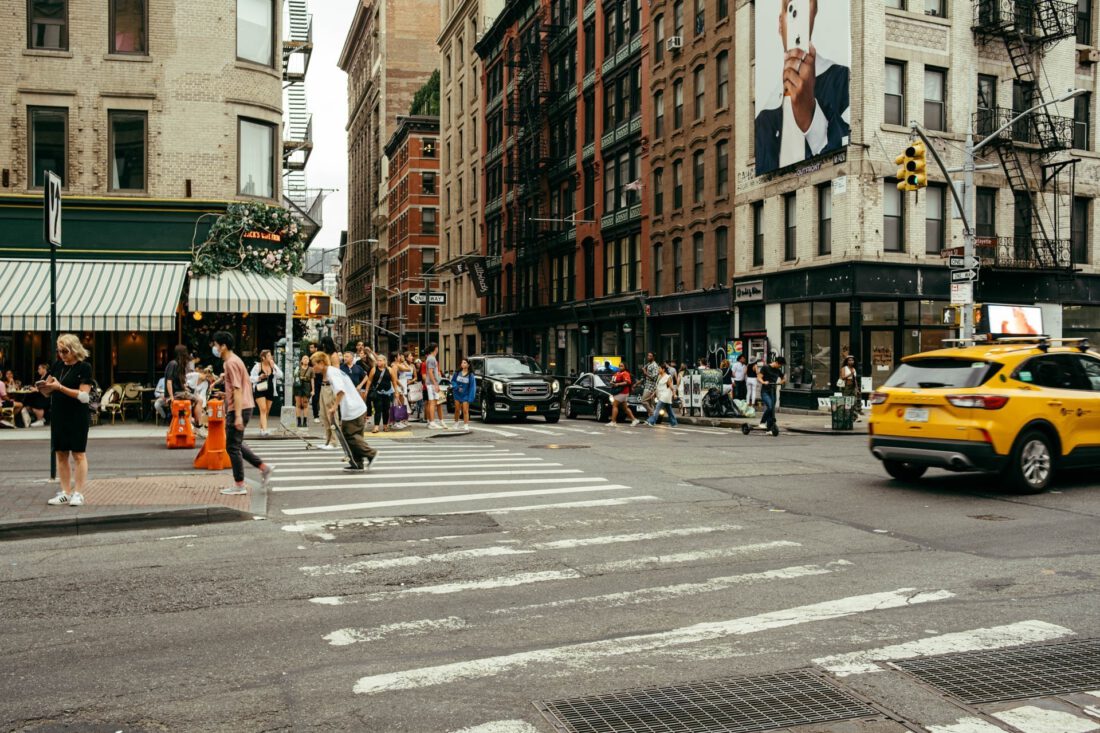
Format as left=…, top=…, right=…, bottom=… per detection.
left=310, top=352, right=376, bottom=471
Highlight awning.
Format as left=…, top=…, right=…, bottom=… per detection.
left=188, top=270, right=346, bottom=317
left=0, top=259, right=188, bottom=332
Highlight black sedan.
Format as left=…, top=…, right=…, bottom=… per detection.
left=563, top=372, right=650, bottom=422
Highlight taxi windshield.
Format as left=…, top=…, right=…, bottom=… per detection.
left=885, top=358, right=1001, bottom=389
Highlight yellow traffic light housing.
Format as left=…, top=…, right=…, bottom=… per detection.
left=293, top=290, right=331, bottom=319
left=896, top=141, right=928, bottom=191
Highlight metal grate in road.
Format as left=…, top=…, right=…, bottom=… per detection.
left=535, top=669, right=875, bottom=733
left=891, top=638, right=1100, bottom=704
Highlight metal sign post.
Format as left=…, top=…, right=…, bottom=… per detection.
left=43, top=171, right=61, bottom=480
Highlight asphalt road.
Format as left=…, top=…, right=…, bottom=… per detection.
left=3, top=419, right=1100, bottom=732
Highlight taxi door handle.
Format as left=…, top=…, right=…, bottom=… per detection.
left=1047, top=400, right=1063, bottom=407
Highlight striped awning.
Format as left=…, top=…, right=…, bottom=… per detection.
left=0, top=259, right=188, bottom=332
left=188, top=271, right=346, bottom=317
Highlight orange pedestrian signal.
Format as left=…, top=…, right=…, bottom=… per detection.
left=293, top=291, right=331, bottom=319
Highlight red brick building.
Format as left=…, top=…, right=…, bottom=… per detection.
left=475, top=0, right=651, bottom=374
left=383, top=115, right=441, bottom=354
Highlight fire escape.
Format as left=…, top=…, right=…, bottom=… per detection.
left=282, top=0, right=322, bottom=245
left=972, top=0, right=1078, bottom=272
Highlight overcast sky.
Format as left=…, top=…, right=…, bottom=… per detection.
left=304, top=0, right=357, bottom=251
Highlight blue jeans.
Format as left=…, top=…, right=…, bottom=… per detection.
left=647, top=401, right=678, bottom=426
left=760, top=391, right=776, bottom=429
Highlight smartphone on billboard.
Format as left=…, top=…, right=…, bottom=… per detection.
left=786, top=0, right=810, bottom=53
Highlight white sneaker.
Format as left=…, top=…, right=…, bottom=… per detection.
left=30, top=420, right=45, bottom=428
left=427, top=422, right=440, bottom=429
left=438, top=422, right=450, bottom=430
left=631, top=419, right=640, bottom=426
left=313, top=417, right=320, bottom=424
left=220, top=486, right=248, bottom=496
left=0, top=420, right=13, bottom=429
left=319, top=444, right=336, bottom=451
left=260, top=464, right=275, bottom=488
left=47, top=492, right=70, bottom=506
left=69, top=492, right=84, bottom=507
left=21, top=408, right=31, bottom=426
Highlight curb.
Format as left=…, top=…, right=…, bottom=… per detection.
left=677, top=415, right=868, bottom=436
left=0, top=504, right=254, bottom=542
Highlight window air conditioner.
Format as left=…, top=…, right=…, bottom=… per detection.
left=667, top=36, right=683, bottom=52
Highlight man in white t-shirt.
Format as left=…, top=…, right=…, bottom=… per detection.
left=311, top=352, right=376, bottom=471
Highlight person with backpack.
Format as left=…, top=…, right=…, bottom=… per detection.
left=608, top=363, right=640, bottom=426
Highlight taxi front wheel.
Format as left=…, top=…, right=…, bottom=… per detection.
left=883, top=460, right=928, bottom=482
left=1003, top=430, right=1054, bottom=494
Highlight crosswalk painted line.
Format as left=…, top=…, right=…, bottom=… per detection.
left=273, top=477, right=612, bottom=493
left=465, top=425, right=520, bottom=437
left=274, top=460, right=558, bottom=473
left=992, top=706, right=1100, bottom=733
left=460, top=495, right=661, bottom=514
left=272, top=469, right=586, bottom=482
left=926, top=717, right=1008, bottom=733
left=322, top=561, right=853, bottom=647
left=350, top=588, right=955, bottom=694
left=528, top=524, right=743, bottom=549
left=310, top=569, right=582, bottom=606
left=448, top=721, right=542, bottom=733
left=281, top=483, right=633, bottom=515
left=812, top=620, right=1075, bottom=676
left=586, top=540, right=801, bottom=573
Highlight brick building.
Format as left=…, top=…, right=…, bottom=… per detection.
left=437, top=0, right=505, bottom=369
left=383, top=115, right=441, bottom=354
left=731, top=0, right=1100, bottom=408
left=647, top=0, right=735, bottom=363
left=339, top=0, right=440, bottom=350
left=475, top=0, right=651, bottom=374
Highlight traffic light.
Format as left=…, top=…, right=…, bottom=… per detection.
left=293, top=291, right=331, bottom=319
left=895, top=141, right=928, bottom=191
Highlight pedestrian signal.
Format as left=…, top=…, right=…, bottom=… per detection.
left=895, top=141, right=927, bottom=190
left=293, top=291, right=331, bottom=319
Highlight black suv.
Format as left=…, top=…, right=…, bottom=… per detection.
left=466, top=354, right=562, bottom=423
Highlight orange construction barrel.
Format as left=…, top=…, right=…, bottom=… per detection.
left=166, top=399, right=196, bottom=449
left=194, top=398, right=231, bottom=470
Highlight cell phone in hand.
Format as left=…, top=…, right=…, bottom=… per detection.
left=786, top=0, right=810, bottom=52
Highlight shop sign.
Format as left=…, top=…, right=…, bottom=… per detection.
left=735, top=281, right=764, bottom=303
left=242, top=230, right=282, bottom=243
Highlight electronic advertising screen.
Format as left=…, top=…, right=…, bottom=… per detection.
left=754, top=0, right=851, bottom=175
left=982, top=304, right=1044, bottom=336
left=592, top=356, right=623, bottom=375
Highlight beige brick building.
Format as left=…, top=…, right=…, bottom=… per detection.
left=732, top=0, right=1100, bottom=408
left=437, top=0, right=504, bottom=368
left=339, top=0, right=440, bottom=352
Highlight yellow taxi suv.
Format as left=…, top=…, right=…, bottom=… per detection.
left=868, top=337, right=1100, bottom=494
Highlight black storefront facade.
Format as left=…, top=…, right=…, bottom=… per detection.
left=645, top=289, right=733, bottom=368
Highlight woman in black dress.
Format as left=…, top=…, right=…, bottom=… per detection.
left=40, top=334, right=93, bottom=506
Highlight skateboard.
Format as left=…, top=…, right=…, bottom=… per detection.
left=741, top=422, right=780, bottom=437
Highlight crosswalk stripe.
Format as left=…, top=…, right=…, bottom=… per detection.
left=350, top=588, right=955, bottom=694
left=507, top=426, right=562, bottom=435
left=458, top=496, right=660, bottom=514
left=274, top=461, right=558, bottom=474
left=258, top=444, right=497, bottom=453
left=530, top=524, right=743, bottom=549
left=465, top=426, right=520, bottom=437
left=812, top=620, right=1075, bottom=676
left=302, top=546, right=534, bottom=576
left=271, top=469, right=584, bottom=483
left=926, top=717, right=1008, bottom=733
left=310, top=569, right=582, bottom=606
left=273, top=476, right=607, bottom=493
left=447, top=720, right=542, bottom=733
left=280, top=483, right=632, bottom=514
left=585, top=540, right=801, bottom=573
left=268, top=452, right=520, bottom=464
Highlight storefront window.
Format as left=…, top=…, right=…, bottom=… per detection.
left=812, top=302, right=831, bottom=326
left=836, top=304, right=850, bottom=327
left=863, top=301, right=899, bottom=325
left=784, top=302, right=811, bottom=327
left=919, top=300, right=950, bottom=326
left=784, top=328, right=831, bottom=390
left=1064, top=305, right=1100, bottom=330
left=740, top=304, right=765, bottom=332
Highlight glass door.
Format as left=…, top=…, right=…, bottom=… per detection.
left=863, top=330, right=897, bottom=390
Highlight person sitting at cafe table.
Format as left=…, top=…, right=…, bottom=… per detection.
left=0, top=376, right=18, bottom=428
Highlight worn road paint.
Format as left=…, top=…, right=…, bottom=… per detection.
left=530, top=524, right=743, bottom=549
left=351, top=587, right=954, bottom=694
left=585, top=540, right=801, bottom=573
left=325, top=616, right=468, bottom=647
left=271, top=468, right=584, bottom=483
left=273, top=460, right=551, bottom=473
left=281, top=483, right=630, bottom=514
left=156, top=534, right=199, bottom=541
left=925, top=717, right=1007, bottom=733
left=310, top=570, right=583, bottom=606
left=992, top=706, right=1100, bottom=733
left=300, top=546, right=534, bottom=577
left=813, top=620, right=1075, bottom=676
left=447, top=720, right=542, bottom=733
left=273, top=476, right=609, bottom=494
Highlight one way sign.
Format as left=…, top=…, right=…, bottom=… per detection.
left=950, top=268, right=979, bottom=283
left=408, top=291, right=447, bottom=306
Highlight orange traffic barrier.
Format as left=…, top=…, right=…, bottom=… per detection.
left=166, top=399, right=195, bottom=449
left=194, top=398, right=231, bottom=470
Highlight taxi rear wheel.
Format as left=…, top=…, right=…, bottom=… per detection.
left=883, top=460, right=927, bottom=482
left=1003, top=430, right=1054, bottom=494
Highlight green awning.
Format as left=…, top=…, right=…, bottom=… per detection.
left=188, top=270, right=346, bottom=316
left=0, top=259, right=187, bottom=332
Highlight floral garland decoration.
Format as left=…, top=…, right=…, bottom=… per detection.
left=191, top=202, right=306, bottom=278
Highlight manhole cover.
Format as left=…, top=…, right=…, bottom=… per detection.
left=891, top=638, right=1100, bottom=704
left=528, top=444, right=590, bottom=450
left=535, top=669, right=875, bottom=733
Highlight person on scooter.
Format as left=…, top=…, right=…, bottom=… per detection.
left=757, top=355, right=786, bottom=433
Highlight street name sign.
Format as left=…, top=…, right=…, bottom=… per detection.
left=947, top=255, right=979, bottom=269
left=44, top=171, right=62, bottom=247
left=950, top=268, right=979, bottom=283
left=408, top=291, right=447, bottom=306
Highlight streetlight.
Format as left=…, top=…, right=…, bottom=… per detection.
left=908, top=88, right=1086, bottom=340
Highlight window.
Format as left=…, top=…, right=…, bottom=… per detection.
left=653, top=90, right=664, bottom=137
left=422, top=247, right=436, bottom=274
left=784, top=192, right=797, bottom=260
left=885, top=0, right=904, bottom=8
left=672, top=160, right=683, bottom=208
left=1072, top=197, right=1090, bottom=264
left=28, top=0, right=67, bottom=50
left=693, top=65, right=705, bottom=120
left=716, top=52, right=729, bottom=109
left=237, top=0, right=274, bottom=66
left=653, top=15, right=664, bottom=63
left=976, top=187, right=997, bottom=237
left=584, top=164, right=595, bottom=211
left=694, top=0, right=705, bottom=34
left=925, top=184, right=946, bottom=254
left=238, top=117, right=275, bottom=198
left=716, top=140, right=729, bottom=195
left=1074, top=92, right=1091, bottom=151
left=29, top=106, right=67, bottom=187
left=111, top=0, right=147, bottom=54
left=884, top=182, right=904, bottom=252
left=653, top=243, right=663, bottom=295
left=1079, top=0, right=1093, bottom=45
left=885, top=61, right=905, bottom=125
left=423, top=138, right=437, bottom=157
left=673, top=79, right=684, bottom=128
left=818, top=183, right=832, bottom=255
left=926, top=0, right=945, bottom=17
left=653, top=167, right=664, bottom=215
left=673, top=237, right=683, bottom=289
left=715, top=227, right=728, bottom=285
left=692, top=150, right=705, bottom=204
left=423, top=171, right=436, bottom=195
left=673, top=0, right=684, bottom=37
left=718, top=0, right=729, bottom=20
left=108, top=110, right=146, bottom=191
left=924, top=67, right=946, bottom=131
left=752, top=200, right=764, bottom=266
left=693, top=232, right=704, bottom=289
left=977, top=74, right=997, bottom=136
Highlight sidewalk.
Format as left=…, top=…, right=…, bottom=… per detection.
left=678, top=408, right=869, bottom=435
